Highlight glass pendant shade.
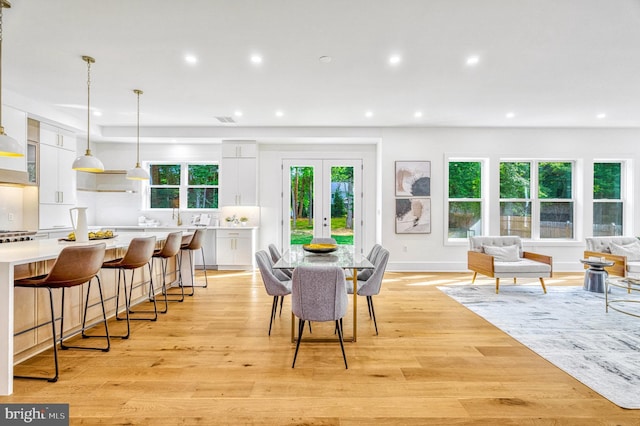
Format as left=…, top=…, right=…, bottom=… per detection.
left=0, top=1, right=23, bottom=157
left=126, top=89, right=149, bottom=180
left=73, top=55, right=104, bottom=172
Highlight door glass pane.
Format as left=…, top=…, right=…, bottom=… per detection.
left=330, top=166, right=354, bottom=245
left=448, top=201, right=482, bottom=238
left=540, top=202, right=573, bottom=238
left=500, top=202, right=532, bottom=238
left=593, top=202, right=623, bottom=236
left=290, top=166, right=314, bottom=245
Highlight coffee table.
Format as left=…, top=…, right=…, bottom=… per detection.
left=606, top=277, right=640, bottom=318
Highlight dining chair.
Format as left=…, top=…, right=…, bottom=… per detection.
left=291, top=265, right=349, bottom=369
left=255, top=250, right=292, bottom=335
left=346, top=247, right=389, bottom=335
left=268, top=243, right=293, bottom=280
left=13, top=243, right=108, bottom=382
left=310, top=237, right=337, bottom=245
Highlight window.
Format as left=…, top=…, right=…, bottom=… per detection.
left=149, top=163, right=218, bottom=209
left=538, top=161, right=574, bottom=239
left=593, top=162, right=623, bottom=236
left=500, top=162, right=532, bottom=238
left=499, top=160, right=575, bottom=240
left=448, top=161, right=483, bottom=238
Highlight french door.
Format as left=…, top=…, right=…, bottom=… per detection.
left=282, top=159, right=362, bottom=250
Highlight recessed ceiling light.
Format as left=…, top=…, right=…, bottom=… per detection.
left=250, top=55, right=263, bottom=64
left=414, top=111, right=423, bottom=118
left=185, top=54, right=198, bottom=65
left=506, top=112, right=515, bottom=119
left=365, top=111, right=373, bottom=118
left=234, top=110, right=243, bottom=117
left=93, top=111, right=102, bottom=117
left=465, top=55, right=480, bottom=66
left=275, top=110, right=284, bottom=117
left=597, top=113, right=607, bottom=119
left=319, top=56, right=332, bottom=63
left=389, top=55, right=401, bottom=65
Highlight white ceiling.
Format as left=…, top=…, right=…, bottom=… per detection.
left=4, top=0, right=640, bottom=136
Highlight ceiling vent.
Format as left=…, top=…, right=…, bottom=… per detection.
left=215, top=116, right=236, bottom=124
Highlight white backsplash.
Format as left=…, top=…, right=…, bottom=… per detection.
left=0, top=186, right=25, bottom=230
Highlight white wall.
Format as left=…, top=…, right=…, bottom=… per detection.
left=378, top=127, right=639, bottom=272
left=70, top=126, right=640, bottom=273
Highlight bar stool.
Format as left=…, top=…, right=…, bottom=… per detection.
left=13, top=243, right=108, bottom=382
left=180, top=228, right=208, bottom=295
left=152, top=231, right=184, bottom=311
left=101, top=236, right=156, bottom=338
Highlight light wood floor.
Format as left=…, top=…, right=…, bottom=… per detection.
left=2, top=271, right=639, bottom=425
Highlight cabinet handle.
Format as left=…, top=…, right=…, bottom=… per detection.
left=60, top=191, right=63, bottom=203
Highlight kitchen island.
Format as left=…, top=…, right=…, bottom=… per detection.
left=0, top=231, right=189, bottom=395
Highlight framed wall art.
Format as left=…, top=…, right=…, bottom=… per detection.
left=395, top=161, right=431, bottom=197
left=395, top=197, right=431, bottom=234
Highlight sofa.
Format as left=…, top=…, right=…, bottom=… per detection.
left=584, top=236, right=640, bottom=277
left=467, top=236, right=552, bottom=294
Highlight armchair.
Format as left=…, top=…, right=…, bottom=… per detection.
left=467, top=236, right=552, bottom=294
left=584, top=237, right=640, bottom=278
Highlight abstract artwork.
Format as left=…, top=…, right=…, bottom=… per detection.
left=395, top=198, right=431, bottom=234
left=395, top=161, right=431, bottom=197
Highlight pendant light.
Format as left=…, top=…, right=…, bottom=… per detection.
left=72, top=55, right=104, bottom=172
left=126, top=89, right=149, bottom=180
left=0, top=0, right=22, bottom=157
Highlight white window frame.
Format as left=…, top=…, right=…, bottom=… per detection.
left=445, top=157, right=489, bottom=243
left=146, top=161, right=219, bottom=210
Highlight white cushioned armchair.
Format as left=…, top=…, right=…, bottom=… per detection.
left=467, top=236, right=552, bottom=294
left=584, top=237, right=640, bottom=277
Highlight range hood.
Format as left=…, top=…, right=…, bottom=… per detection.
left=0, top=168, right=29, bottom=185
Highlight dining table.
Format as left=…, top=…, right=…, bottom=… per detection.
left=0, top=230, right=192, bottom=395
left=273, top=244, right=374, bottom=343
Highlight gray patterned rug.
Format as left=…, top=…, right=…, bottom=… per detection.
left=438, top=284, right=640, bottom=409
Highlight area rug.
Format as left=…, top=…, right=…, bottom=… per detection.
left=438, top=284, right=640, bottom=409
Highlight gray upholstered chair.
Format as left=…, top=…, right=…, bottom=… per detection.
left=584, top=236, right=640, bottom=277
left=291, top=265, right=348, bottom=369
left=255, top=250, right=292, bottom=335
left=467, top=236, right=552, bottom=294
left=346, top=247, right=389, bottom=335
left=310, top=237, right=337, bottom=245
left=268, top=243, right=293, bottom=280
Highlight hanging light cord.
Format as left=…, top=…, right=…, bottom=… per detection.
left=136, top=90, right=141, bottom=166
left=85, top=56, right=92, bottom=154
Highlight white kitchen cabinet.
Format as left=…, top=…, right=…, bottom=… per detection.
left=0, top=105, right=27, bottom=172
left=38, top=122, right=77, bottom=229
left=221, top=141, right=257, bottom=158
left=39, top=143, right=77, bottom=205
left=40, top=123, right=75, bottom=150
left=219, top=140, right=257, bottom=206
left=216, top=228, right=256, bottom=270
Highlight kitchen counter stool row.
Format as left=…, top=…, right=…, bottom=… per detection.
left=11, top=229, right=207, bottom=383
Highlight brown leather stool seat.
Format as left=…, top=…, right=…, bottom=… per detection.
left=152, top=231, right=184, bottom=310
left=180, top=228, right=208, bottom=295
left=13, top=243, right=108, bottom=382
left=101, top=236, right=156, bottom=338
